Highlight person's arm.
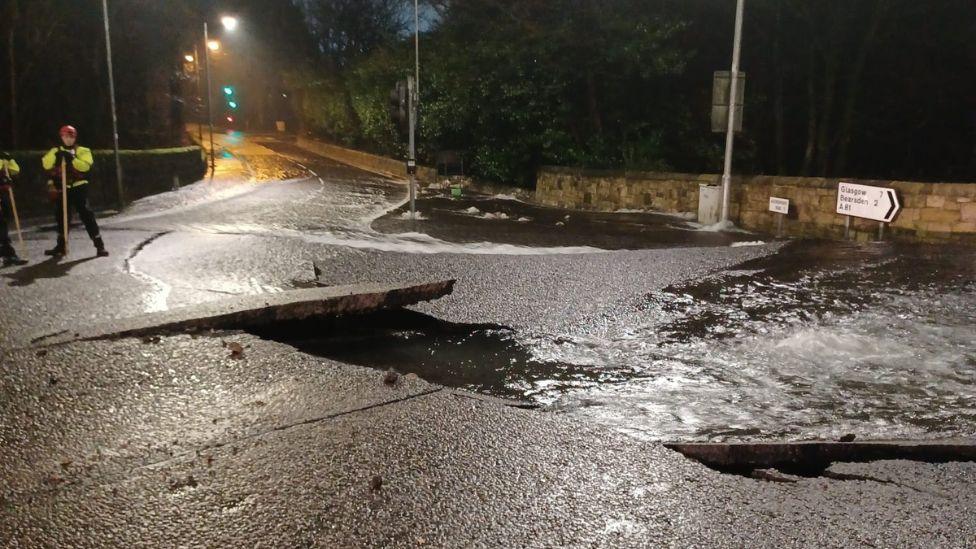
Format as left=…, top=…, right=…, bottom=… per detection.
left=41, top=148, right=58, bottom=171
left=72, top=147, right=93, bottom=174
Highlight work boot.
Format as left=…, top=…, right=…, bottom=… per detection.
left=2, top=255, right=28, bottom=267
left=44, top=242, right=66, bottom=257
left=1, top=245, right=27, bottom=266
left=94, top=237, right=109, bottom=258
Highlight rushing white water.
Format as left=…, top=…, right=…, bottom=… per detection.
left=521, top=244, right=976, bottom=441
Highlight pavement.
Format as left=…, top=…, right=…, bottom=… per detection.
left=2, top=131, right=974, bottom=548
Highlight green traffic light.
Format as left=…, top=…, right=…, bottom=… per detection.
left=223, top=86, right=234, bottom=95
left=229, top=101, right=238, bottom=109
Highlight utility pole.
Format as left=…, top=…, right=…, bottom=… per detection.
left=101, top=0, right=125, bottom=207
left=414, top=0, right=420, bottom=97
left=410, top=0, right=420, bottom=221
left=720, top=0, right=745, bottom=225
left=203, top=22, right=216, bottom=175
left=194, top=44, right=203, bottom=144
left=408, top=75, right=417, bottom=220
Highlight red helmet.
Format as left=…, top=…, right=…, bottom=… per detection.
left=59, top=125, right=77, bottom=138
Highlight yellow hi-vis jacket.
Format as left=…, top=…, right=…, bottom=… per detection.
left=0, top=158, right=20, bottom=179
left=42, top=146, right=94, bottom=188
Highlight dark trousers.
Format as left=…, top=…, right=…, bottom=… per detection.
left=0, top=188, right=14, bottom=255
left=54, top=184, right=101, bottom=246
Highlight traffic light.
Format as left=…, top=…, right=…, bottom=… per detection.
left=389, top=80, right=409, bottom=138
left=223, top=85, right=239, bottom=111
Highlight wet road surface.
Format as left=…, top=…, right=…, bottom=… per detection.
left=2, top=134, right=973, bottom=444
left=2, top=132, right=976, bottom=546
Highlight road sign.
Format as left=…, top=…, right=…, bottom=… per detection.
left=769, top=197, right=790, bottom=215
left=836, top=182, right=900, bottom=223
left=711, top=71, right=745, bottom=133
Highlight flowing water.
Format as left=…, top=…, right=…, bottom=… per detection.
left=529, top=241, right=976, bottom=441
left=290, top=241, right=976, bottom=442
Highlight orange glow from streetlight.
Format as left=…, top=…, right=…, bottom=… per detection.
left=207, top=40, right=221, bottom=52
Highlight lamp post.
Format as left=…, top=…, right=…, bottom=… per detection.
left=101, top=0, right=125, bottom=207
left=720, top=0, right=745, bottom=225
left=202, top=15, right=237, bottom=175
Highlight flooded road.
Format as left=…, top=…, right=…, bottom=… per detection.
left=45, top=134, right=976, bottom=443
left=291, top=241, right=976, bottom=442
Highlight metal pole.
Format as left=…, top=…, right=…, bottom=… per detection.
left=414, top=0, right=420, bottom=98
left=204, top=21, right=216, bottom=175
left=101, top=0, right=125, bottom=208
left=411, top=0, right=420, bottom=221
left=194, top=43, right=203, bottom=144
left=408, top=75, right=417, bottom=220
left=844, top=215, right=851, bottom=240
left=720, top=0, right=745, bottom=225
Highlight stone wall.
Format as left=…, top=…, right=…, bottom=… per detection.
left=296, top=137, right=437, bottom=183
left=536, top=166, right=976, bottom=242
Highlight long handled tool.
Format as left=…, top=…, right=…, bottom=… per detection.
left=61, top=159, right=69, bottom=255
left=3, top=162, right=21, bottom=246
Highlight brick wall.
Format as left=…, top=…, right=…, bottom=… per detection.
left=536, top=167, right=976, bottom=242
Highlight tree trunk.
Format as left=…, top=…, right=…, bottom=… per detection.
left=772, top=1, right=785, bottom=174
left=835, top=0, right=886, bottom=175
left=801, top=49, right=818, bottom=176
left=815, top=54, right=838, bottom=176
left=585, top=71, right=603, bottom=135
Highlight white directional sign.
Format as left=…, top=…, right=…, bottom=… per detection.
left=769, top=197, right=790, bottom=215
left=836, top=182, right=900, bottom=223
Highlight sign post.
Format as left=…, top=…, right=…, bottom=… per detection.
left=836, top=182, right=900, bottom=240
left=769, top=196, right=789, bottom=238
left=407, top=75, right=417, bottom=221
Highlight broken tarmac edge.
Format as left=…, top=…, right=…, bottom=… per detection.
left=666, top=439, right=976, bottom=475
left=30, top=279, right=456, bottom=347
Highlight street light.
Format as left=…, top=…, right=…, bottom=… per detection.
left=184, top=54, right=195, bottom=63
left=202, top=15, right=238, bottom=175
left=719, top=0, right=746, bottom=226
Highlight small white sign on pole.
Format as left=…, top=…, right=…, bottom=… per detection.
left=836, top=182, right=900, bottom=223
left=769, top=197, right=790, bottom=215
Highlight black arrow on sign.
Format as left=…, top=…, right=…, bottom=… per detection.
left=884, top=190, right=899, bottom=222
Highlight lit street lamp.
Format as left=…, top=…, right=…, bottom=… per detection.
left=203, top=15, right=238, bottom=174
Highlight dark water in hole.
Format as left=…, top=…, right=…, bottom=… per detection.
left=251, top=310, right=610, bottom=401
left=258, top=241, right=976, bottom=442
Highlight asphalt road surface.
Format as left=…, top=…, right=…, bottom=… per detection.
left=2, top=133, right=974, bottom=548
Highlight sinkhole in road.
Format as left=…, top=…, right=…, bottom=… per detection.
left=254, top=241, right=976, bottom=443
left=249, top=309, right=596, bottom=402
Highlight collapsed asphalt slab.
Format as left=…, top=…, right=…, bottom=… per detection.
left=30, top=280, right=455, bottom=346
